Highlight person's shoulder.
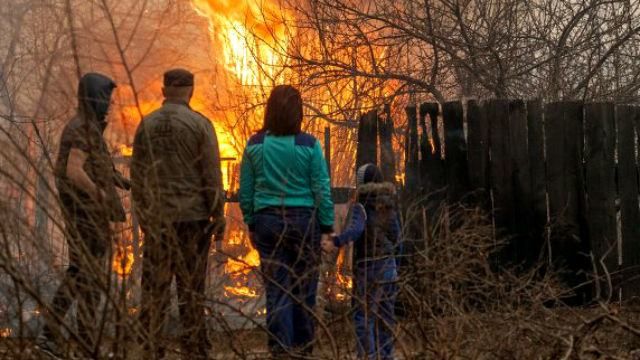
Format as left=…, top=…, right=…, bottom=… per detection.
left=294, top=132, right=317, bottom=148
left=349, top=202, right=368, bottom=222
left=61, top=116, right=97, bottom=141
left=246, top=131, right=266, bottom=146
left=139, top=107, right=165, bottom=126
left=188, top=108, right=209, bottom=122
left=186, top=109, right=215, bottom=131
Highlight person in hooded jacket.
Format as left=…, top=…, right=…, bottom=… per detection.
left=322, top=163, right=400, bottom=360
left=38, top=73, right=129, bottom=357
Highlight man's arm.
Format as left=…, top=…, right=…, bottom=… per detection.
left=131, top=123, right=150, bottom=224
left=67, top=148, right=104, bottom=201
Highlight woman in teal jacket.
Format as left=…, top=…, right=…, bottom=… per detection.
left=239, top=85, right=334, bottom=357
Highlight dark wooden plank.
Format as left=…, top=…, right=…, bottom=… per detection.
left=379, top=104, right=396, bottom=183
left=488, top=99, right=515, bottom=242
left=324, top=126, right=331, bottom=180
left=425, top=102, right=442, bottom=160
left=615, top=105, right=640, bottom=298
left=509, top=99, right=533, bottom=265
left=419, top=102, right=444, bottom=194
left=545, top=101, right=589, bottom=303
left=585, top=102, right=617, bottom=300
left=356, top=110, right=378, bottom=171
left=467, top=100, right=489, bottom=196
left=404, top=105, right=419, bottom=193
left=419, top=102, right=432, bottom=193
left=443, top=101, right=470, bottom=203
left=545, top=102, right=584, bottom=245
left=526, top=99, right=547, bottom=264
left=544, top=102, right=565, bottom=227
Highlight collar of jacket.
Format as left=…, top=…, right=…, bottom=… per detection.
left=163, top=98, right=191, bottom=107
left=357, top=181, right=396, bottom=195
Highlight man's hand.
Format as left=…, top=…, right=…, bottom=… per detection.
left=67, top=148, right=103, bottom=201
left=321, top=234, right=337, bottom=253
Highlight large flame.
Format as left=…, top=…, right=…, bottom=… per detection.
left=191, top=0, right=291, bottom=86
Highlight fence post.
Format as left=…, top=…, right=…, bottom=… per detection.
left=379, top=104, right=396, bottom=183
left=324, top=126, right=331, bottom=182
left=356, top=110, right=378, bottom=173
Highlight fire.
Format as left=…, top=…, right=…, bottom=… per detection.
left=222, top=228, right=261, bottom=299
left=333, top=248, right=353, bottom=302
left=113, top=244, right=135, bottom=277
left=191, top=0, right=291, bottom=85
left=0, top=328, right=11, bottom=338
left=119, top=144, right=133, bottom=157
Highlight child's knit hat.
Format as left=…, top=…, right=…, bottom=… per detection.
left=356, top=163, right=383, bottom=186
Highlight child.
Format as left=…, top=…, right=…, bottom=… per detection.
left=322, top=163, right=401, bottom=360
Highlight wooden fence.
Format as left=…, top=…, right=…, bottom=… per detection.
left=393, top=100, right=640, bottom=301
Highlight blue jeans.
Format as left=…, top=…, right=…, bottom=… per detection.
left=253, top=207, right=321, bottom=355
left=353, top=258, right=398, bottom=360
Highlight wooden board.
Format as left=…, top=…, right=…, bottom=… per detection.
left=527, top=99, right=547, bottom=264
left=488, top=99, right=515, bottom=241
left=420, top=102, right=444, bottom=194
left=509, top=99, right=533, bottom=265
left=324, top=126, right=331, bottom=180
left=615, top=105, right=640, bottom=298
left=467, top=100, right=490, bottom=198
left=356, top=110, right=378, bottom=172
left=443, top=101, right=470, bottom=203
left=379, top=105, right=396, bottom=184
left=404, top=106, right=419, bottom=193
left=585, top=102, right=617, bottom=300
left=545, top=101, right=590, bottom=303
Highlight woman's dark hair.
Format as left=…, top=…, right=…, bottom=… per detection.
left=262, top=85, right=303, bottom=135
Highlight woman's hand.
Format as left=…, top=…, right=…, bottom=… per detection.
left=321, top=234, right=337, bottom=253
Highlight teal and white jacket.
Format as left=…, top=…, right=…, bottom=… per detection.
left=239, top=131, right=334, bottom=233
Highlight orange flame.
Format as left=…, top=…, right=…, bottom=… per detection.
left=333, top=248, right=353, bottom=301
left=191, top=0, right=291, bottom=86
left=222, top=227, right=261, bottom=298
left=113, top=244, right=135, bottom=277
left=119, top=144, right=133, bottom=157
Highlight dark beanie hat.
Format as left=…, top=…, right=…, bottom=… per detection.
left=356, top=163, right=383, bottom=186
left=164, top=68, right=194, bottom=87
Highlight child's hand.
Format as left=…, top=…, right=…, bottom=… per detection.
left=321, top=234, right=337, bottom=253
